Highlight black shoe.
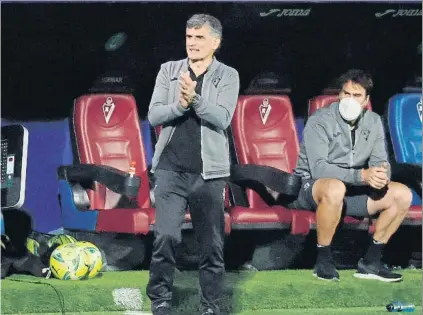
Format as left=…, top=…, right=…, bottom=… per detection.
left=354, top=258, right=403, bottom=282
left=312, top=259, right=340, bottom=281
left=239, top=262, right=259, bottom=272
left=201, top=308, right=215, bottom=315
left=152, top=301, right=171, bottom=315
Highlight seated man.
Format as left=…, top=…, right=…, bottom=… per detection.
left=286, top=69, right=412, bottom=282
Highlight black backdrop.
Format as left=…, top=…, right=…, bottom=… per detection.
left=1, top=2, right=422, bottom=120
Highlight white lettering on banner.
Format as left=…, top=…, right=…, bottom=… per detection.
left=417, top=99, right=422, bottom=123
left=260, top=8, right=311, bottom=18
left=259, top=99, right=272, bottom=125
left=375, top=9, right=422, bottom=18
left=102, top=76, right=123, bottom=83
left=102, top=97, right=116, bottom=124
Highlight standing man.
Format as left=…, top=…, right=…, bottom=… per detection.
left=146, top=14, right=240, bottom=315
left=286, top=69, right=412, bottom=282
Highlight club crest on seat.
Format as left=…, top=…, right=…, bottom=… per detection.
left=259, top=98, right=272, bottom=125
left=417, top=98, right=422, bottom=123
left=102, top=97, right=116, bottom=124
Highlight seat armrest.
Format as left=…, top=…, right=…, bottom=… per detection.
left=229, top=164, right=302, bottom=197
left=391, top=163, right=422, bottom=198
left=57, top=164, right=141, bottom=198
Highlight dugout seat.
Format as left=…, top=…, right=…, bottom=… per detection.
left=229, top=89, right=371, bottom=234
left=228, top=94, right=315, bottom=234
left=385, top=93, right=422, bottom=225
left=152, top=126, right=231, bottom=234
left=57, top=94, right=154, bottom=234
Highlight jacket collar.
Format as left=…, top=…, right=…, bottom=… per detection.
left=182, top=56, right=220, bottom=74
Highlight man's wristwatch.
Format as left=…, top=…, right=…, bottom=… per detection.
left=189, top=93, right=201, bottom=106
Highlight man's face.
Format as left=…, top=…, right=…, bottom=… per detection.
left=186, top=24, right=220, bottom=61
left=339, top=80, right=369, bottom=107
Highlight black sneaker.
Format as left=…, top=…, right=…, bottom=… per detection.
left=239, top=262, right=259, bottom=272
left=354, top=258, right=403, bottom=282
left=152, top=301, right=171, bottom=315
left=201, top=308, right=215, bottom=315
left=312, top=259, right=340, bottom=281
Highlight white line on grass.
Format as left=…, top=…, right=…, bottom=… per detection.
left=113, top=288, right=152, bottom=314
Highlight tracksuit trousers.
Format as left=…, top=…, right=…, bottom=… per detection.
left=146, top=169, right=227, bottom=314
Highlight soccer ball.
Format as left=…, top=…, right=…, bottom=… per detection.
left=47, top=234, right=77, bottom=248
left=49, top=243, right=89, bottom=280
left=77, top=241, right=103, bottom=279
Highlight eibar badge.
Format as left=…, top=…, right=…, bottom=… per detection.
left=212, top=77, right=221, bottom=88
left=259, top=98, right=272, bottom=125
left=103, top=97, right=116, bottom=124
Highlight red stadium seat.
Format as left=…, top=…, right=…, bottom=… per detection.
left=229, top=95, right=314, bottom=234
left=62, top=94, right=154, bottom=234
left=229, top=94, right=372, bottom=234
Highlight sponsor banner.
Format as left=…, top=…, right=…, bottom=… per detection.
left=222, top=3, right=421, bottom=27
left=375, top=8, right=422, bottom=18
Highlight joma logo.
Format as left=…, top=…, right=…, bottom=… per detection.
left=375, top=8, right=422, bottom=18
left=260, top=8, right=311, bottom=18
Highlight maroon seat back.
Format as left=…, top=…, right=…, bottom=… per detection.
left=72, top=94, right=150, bottom=210
left=231, top=95, right=300, bottom=208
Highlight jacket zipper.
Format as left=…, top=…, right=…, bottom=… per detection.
left=166, top=127, right=176, bottom=145
left=348, top=129, right=354, bottom=167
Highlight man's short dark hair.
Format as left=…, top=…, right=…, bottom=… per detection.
left=339, top=69, right=374, bottom=96
left=186, top=14, right=223, bottom=39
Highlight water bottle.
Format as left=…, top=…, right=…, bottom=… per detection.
left=125, top=161, right=139, bottom=198
left=386, top=301, right=415, bottom=312
left=128, top=161, right=136, bottom=178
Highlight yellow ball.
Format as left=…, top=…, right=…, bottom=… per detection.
left=49, top=243, right=89, bottom=280
left=76, top=241, right=103, bottom=279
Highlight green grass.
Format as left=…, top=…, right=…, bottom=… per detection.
left=7, top=308, right=423, bottom=315
left=2, top=269, right=421, bottom=314
left=9, top=308, right=423, bottom=315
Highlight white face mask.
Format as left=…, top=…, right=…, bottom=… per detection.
left=339, top=97, right=363, bottom=122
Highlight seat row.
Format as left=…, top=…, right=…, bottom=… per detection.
left=2, top=88, right=420, bottom=240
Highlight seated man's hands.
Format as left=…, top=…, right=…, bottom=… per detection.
left=361, top=163, right=390, bottom=189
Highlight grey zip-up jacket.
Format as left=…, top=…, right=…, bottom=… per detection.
left=294, top=102, right=391, bottom=184
left=148, top=57, right=240, bottom=179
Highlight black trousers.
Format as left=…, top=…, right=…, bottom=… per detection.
left=146, top=169, right=227, bottom=314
